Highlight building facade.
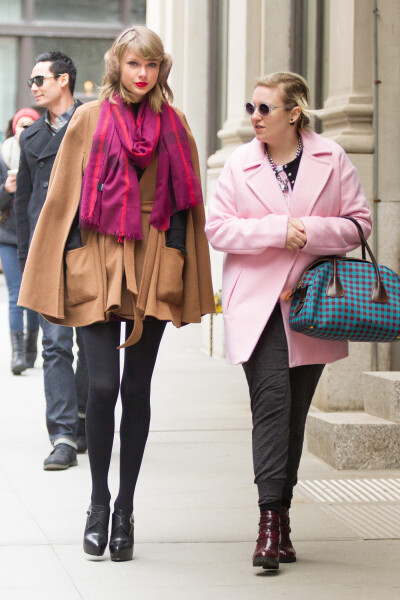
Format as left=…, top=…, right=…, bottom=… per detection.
left=1, top=0, right=399, bottom=467
left=148, top=0, right=400, bottom=469
left=0, top=0, right=146, bottom=139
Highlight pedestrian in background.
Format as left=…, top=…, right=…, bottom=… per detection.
left=0, top=108, right=40, bottom=374
left=14, top=52, right=88, bottom=469
left=18, top=26, right=214, bottom=562
left=206, top=72, right=372, bottom=570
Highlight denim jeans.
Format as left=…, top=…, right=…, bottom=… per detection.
left=39, top=315, right=88, bottom=447
left=0, top=243, right=39, bottom=332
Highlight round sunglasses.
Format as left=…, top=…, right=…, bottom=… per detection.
left=27, top=74, right=59, bottom=88
left=245, top=102, right=295, bottom=117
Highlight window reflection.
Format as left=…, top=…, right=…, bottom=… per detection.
left=0, top=37, right=18, bottom=142
left=0, top=0, right=22, bottom=22
left=34, top=0, right=121, bottom=22
left=33, top=0, right=146, bottom=24
left=130, top=0, right=146, bottom=23
left=33, top=38, right=112, bottom=100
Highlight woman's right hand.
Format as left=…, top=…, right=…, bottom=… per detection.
left=285, top=218, right=307, bottom=250
left=5, top=175, right=17, bottom=194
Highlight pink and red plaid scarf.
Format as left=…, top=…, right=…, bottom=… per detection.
left=80, top=94, right=202, bottom=242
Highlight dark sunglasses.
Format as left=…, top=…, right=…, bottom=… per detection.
left=245, top=102, right=295, bottom=117
left=27, top=74, right=59, bottom=88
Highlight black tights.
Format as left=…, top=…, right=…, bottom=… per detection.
left=81, top=319, right=166, bottom=512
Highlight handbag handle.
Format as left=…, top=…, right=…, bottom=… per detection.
left=326, top=216, right=388, bottom=303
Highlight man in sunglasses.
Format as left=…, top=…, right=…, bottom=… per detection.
left=14, top=51, right=88, bottom=471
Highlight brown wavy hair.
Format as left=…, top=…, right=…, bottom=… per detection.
left=99, top=26, right=173, bottom=113
left=255, top=72, right=312, bottom=132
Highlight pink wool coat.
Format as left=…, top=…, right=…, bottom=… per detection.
left=205, top=131, right=372, bottom=366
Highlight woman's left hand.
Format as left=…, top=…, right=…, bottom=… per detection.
left=285, top=218, right=307, bottom=250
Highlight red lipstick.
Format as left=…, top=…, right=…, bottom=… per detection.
left=135, top=82, right=147, bottom=88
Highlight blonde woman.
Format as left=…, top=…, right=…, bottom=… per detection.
left=206, top=72, right=371, bottom=570
left=19, top=26, right=214, bottom=561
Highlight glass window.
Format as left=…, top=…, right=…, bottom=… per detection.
left=301, top=0, right=329, bottom=131
left=33, top=0, right=146, bottom=23
left=34, top=0, right=121, bottom=22
left=130, top=0, right=146, bottom=23
left=0, top=37, right=18, bottom=142
left=209, top=0, right=228, bottom=153
left=33, top=37, right=112, bottom=101
left=0, top=0, right=22, bottom=22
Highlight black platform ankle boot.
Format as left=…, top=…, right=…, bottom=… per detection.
left=109, top=510, right=134, bottom=562
left=83, top=504, right=110, bottom=556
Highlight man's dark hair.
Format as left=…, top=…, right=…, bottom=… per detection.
left=35, top=51, right=77, bottom=95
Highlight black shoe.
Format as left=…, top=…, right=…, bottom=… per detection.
left=109, top=510, right=134, bottom=562
left=83, top=504, right=110, bottom=557
left=24, top=329, right=39, bottom=368
left=11, top=331, right=26, bottom=375
left=76, top=416, right=87, bottom=454
left=43, top=443, right=78, bottom=470
left=77, top=435, right=87, bottom=454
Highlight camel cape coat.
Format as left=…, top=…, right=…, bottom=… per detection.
left=19, top=101, right=215, bottom=344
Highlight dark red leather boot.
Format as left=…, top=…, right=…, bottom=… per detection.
left=252, top=510, right=280, bottom=569
left=279, top=506, right=296, bottom=563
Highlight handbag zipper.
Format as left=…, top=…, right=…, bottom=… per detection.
left=288, top=255, right=374, bottom=299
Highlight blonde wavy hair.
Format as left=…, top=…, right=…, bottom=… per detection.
left=255, top=72, right=312, bottom=132
left=99, top=25, right=173, bottom=113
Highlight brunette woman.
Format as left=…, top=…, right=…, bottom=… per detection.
left=19, top=26, right=214, bottom=561
left=206, top=72, right=371, bottom=570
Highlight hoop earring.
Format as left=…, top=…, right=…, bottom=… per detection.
left=290, top=119, right=295, bottom=126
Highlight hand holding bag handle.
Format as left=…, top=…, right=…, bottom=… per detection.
left=326, top=216, right=388, bottom=304
left=289, top=216, right=399, bottom=342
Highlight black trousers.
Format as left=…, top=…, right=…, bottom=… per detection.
left=243, top=304, right=324, bottom=511
left=81, top=319, right=166, bottom=512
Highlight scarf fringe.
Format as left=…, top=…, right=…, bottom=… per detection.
left=79, top=219, right=144, bottom=242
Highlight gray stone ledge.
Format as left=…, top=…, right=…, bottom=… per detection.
left=307, top=408, right=400, bottom=470
left=363, top=371, right=400, bottom=422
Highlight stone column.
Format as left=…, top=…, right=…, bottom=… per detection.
left=146, top=0, right=209, bottom=184
left=206, top=0, right=294, bottom=357
left=207, top=0, right=262, bottom=174
left=317, top=0, right=374, bottom=153
left=374, top=1, right=400, bottom=369
left=312, top=0, right=386, bottom=411
left=207, top=0, right=294, bottom=176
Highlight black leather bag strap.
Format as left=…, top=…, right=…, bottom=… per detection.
left=341, top=215, right=368, bottom=259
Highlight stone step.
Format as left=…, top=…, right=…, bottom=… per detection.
left=306, top=407, right=400, bottom=470
left=363, top=371, right=400, bottom=422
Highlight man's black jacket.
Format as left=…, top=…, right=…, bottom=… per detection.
left=14, top=101, right=81, bottom=272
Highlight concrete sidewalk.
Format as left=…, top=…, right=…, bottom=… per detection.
left=0, top=273, right=399, bottom=600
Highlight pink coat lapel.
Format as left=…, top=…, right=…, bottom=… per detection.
left=242, top=133, right=333, bottom=217
left=290, top=132, right=333, bottom=217
left=243, top=139, right=290, bottom=215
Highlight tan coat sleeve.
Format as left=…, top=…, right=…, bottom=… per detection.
left=18, top=105, right=92, bottom=317
left=172, top=108, right=216, bottom=321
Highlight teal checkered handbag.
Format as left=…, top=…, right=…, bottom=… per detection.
left=289, top=216, right=400, bottom=342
